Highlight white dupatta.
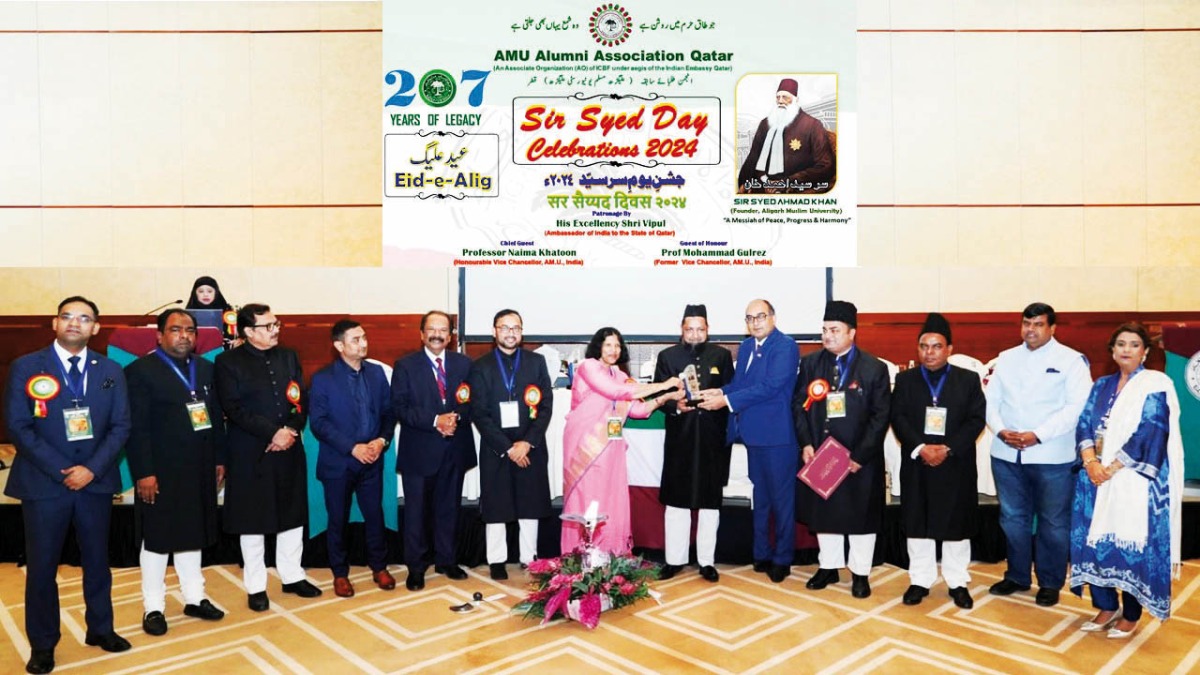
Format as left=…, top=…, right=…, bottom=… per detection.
left=1087, top=369, right=1184, bottom=578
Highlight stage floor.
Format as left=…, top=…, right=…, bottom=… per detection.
left=2, top=559, right=1200, bottom=673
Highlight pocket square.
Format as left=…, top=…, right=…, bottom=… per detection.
left=1045, top=368, right=1060, bottom=374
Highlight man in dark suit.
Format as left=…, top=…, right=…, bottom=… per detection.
left=125, top=309, right=227, bottom=637
left=309, top=319, right=398, bottom=598
left=215, top=303, right=322, bottom=612
left=794, top=300, right=891, bottom=599
left=4, top=296, right=132, bottom=673
left=392, top=311, right=476, bottom=591
left=468, top=309, right=553, bottom=580
left=891, top=313, right=986, bottom=609
left=698, top=298, right=798, bottom=583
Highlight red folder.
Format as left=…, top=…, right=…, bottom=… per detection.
left=797, top=436, right=852, bottom=500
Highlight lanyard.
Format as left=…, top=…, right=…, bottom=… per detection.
left=57, top=354, right=88, bottom=401
left=835, top=348, right=855, bottom=390
left=919, top=365, right=948, bottom=406
left=155, top=347, right=197, bottom=398
left=494, top=348, right=521, bottom=400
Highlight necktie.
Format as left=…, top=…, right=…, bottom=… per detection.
left=68, top=355, right=83, bottom=395
left=834, top=354, right=845, bottom=389
left=435, top=357, right=447, bottom=400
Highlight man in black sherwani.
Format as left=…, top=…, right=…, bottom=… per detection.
left=216, top=303, right=321, bottom=612
left=891, top=313, right=986, bottom=609
left=126, top=309, right=227, bottom=636
left=468, top=309, right=553, bottom=580
left=794, top=300, right=891, bottom=599
left=654, top=304, right=733, bottom=582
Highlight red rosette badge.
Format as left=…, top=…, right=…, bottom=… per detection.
left=222, top=309, right=238, bottom=338
left=286, top=380, right=302, bottom=414
left=26, top=374, right=60, bottom=418
left=802, top=378, right=830, bottom=411
left=455, top=383, right=471, bottom=404
left=524, top=384, right=542, bottom=419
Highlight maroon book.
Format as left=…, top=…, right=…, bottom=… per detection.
left=797, top=436, right=852, bottom=499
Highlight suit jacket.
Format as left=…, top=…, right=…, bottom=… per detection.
left=4, top=345, right=131, bottom=500
left=793, top=346, right=891, bottom=533
left=310, top=358, right=397, bottom=481
left=392, top=349, right=476, bottom=477
left=891, top=364, right=986, bottom=540
left=723, top=328, right=799, bottom=448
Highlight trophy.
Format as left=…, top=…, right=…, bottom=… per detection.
left=561, top=500, right=610, bottom=570
left=681, top=364, right=702, bottom=402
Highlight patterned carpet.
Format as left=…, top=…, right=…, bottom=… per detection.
left=2, top=559, right=1199, bottom=674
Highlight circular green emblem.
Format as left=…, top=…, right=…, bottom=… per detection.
left=32, top=379, right=55, bottom=396
left=590, top=4, right=632, bottom=47
left=419, top=70, right=457, bottom=108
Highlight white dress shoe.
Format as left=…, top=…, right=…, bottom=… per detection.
left=1079, top=615, right=1118, bottom=632
left=1107, top=625, right=1136, bottom=639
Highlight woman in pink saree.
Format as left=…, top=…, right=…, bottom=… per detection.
left=561, top=328, right=683, bottom=555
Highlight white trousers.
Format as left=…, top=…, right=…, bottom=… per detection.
left=664, top=506, right=720, bottom=567
left=486, top=519, right=538, bottom=565
left=816, top=533, right=877, bottom=576
left=140, top=545, right=205, bottom=613
left=906, top=538, right=971, bottom=589
left=240, top=526, right=305, bottom=593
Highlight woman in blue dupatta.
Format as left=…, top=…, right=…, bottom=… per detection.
left=1070, top=322, right=1184, bottom=638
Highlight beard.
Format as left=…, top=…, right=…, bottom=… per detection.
left=766, top=101, right=800, bottom=130
left=684, top=341, right=707, bottom=355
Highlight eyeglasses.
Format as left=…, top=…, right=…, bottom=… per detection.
left=59, top=313, right=96, bottom=325
left=495, top=325, right=523, bottom=334
left=744, top=313, right=772, bottom=324
left=252, top=321, right=282, bottom=330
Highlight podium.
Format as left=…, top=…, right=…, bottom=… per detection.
left=1163, top=324, right=1200, bottom=480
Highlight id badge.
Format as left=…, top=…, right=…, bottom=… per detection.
left=499, top=400, right=519, bottom=429
left=187, top=400, right=213, bottom=431
left=826, top=391, right=847, bottom=418
left=924, top=406, right=947, bottom=435
left=64, top=407, right=94, bottom=441
left=607, top=417, right=624, bottom=439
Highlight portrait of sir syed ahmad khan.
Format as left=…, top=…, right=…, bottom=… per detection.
left=736, top=74, right=837, bottom=195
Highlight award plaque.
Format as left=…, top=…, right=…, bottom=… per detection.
left=681, top=364, right=702, bottom=401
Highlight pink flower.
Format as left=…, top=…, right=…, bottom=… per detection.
left=619, top=582, right=637, bottom=596
left=541, top=586, right=572, bottom=625
left=527, top=558, right=558, bottom=574
left=611, top=575, right=626, bottom=585
left=577, top=592, right=602, bottom=629
left=602, top=582, right=612, bottom=593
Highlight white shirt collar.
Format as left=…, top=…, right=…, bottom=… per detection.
left=424, top=347, right=447, bottom=364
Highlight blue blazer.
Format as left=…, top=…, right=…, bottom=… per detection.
left=4, top=345, right=131, bottom=500
left=391, top=349, right=477, bottom=477
left=309, top=358, right=397, bottom=481
left=723, top=328, right=799, bottom=448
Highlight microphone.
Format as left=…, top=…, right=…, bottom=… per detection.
left=145, top=299, right=183, bottom=315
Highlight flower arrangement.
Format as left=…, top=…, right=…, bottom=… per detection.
left=516, top=548, right=659, bottom=629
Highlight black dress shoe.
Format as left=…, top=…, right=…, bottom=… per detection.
left=406, top=568, right=426, bottom=591
left=281, top=579, right=323, bottom=598
left=752, top=560, right=770, bottom=574
left=988, top=578, right=1030, bottom=596
left=658, top=564, right=682, bottom=580
left=768, top=564, right=790, bottom=583
left=26, top=648, right=54, bottom=674
left=851, top=574, right=871, bottom=599
left=84, top=632, right=131, bottom=653
left=435, top=564, right=468, bottom=580
left=1035, top=588, right=1060, bottom=607
left=806, top=568, right=840, bottom=590
left=142, top=611, right=168, bottom=636
left=248, top=591, right=270, bottom=612
left=902, top=585, right=929, bottom=606
left=699, top=565, right=720, bottom=583
left=949, top=586, right=974, bottom=609
left=184, top=599, right=225, bottom=621
left=490, top=563, right=509, bottom=580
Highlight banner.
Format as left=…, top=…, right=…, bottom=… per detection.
left=383, top=0, right=857, bottom=268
